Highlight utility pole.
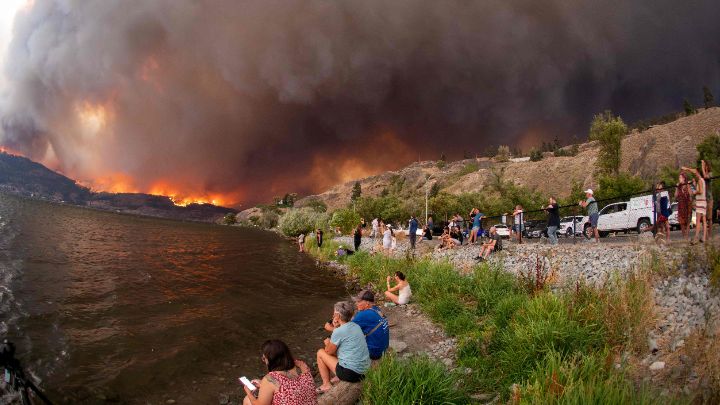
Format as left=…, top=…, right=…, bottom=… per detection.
left=425, top=183, right=429, bottom=224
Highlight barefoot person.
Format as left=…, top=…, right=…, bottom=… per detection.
left=298, top=233, right=306, bottom=252
left=324, top=290, right=389, bottom=360
left=242, top=340, right=317, bottom=405
left=684, top=166, right=708, bottom=243
left=384, top=271, right=412, bottom=305
left=316, top=302, right=370, bottom=394
left=676, top=172, right=692, bottom=241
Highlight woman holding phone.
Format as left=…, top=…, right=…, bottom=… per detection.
left=242, top=340, right=317, bottom=405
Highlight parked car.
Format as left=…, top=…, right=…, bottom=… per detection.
left=588, top=195, right=654, bottom=237
left=559, top=215, right=588, bottom=237
left=523, top=220, right=545, bottom=238
left=668, top=202, right=696, bottom=230
left=493, top=224, right=511, bottom=239
left=524, top=220, right=561, bottom=239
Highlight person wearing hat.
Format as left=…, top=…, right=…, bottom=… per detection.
left=382, top=224, right=393, bottom=254
left=579, top=189, right=600, bottom=242
left=324, top=290, right=389, bottom=360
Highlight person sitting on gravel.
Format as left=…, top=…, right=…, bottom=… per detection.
left=324, top=290, right=389, bottom=360
left=316, top=301, right=371, bottom=394
left=242, top=339, right=317, bottom=405
left=422, top=225, right=433, bottom=240
left=450, top=226, right=463, bottom=245
left=437, top=226, right=457, bottom=250
left=384, top=271, right=412, bottom=305
left=476, top=226, right=502, bottom=261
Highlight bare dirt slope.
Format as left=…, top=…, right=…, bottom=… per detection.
left=290, top=108, right=720, bottom=211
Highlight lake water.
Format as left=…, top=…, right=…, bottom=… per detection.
left=0, top=193, right=347, bottom=404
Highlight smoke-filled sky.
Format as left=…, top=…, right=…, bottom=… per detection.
left=0, top=0, right=719, bottom=206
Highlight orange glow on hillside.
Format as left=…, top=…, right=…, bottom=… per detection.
left=0, top=145, right=23, bottom=156
left=148, top=182, right=237, bottom=207
left=83, top=173, right=139, bottom=194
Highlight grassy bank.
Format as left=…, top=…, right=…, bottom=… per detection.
left=306, top=238, right=680, bottom=404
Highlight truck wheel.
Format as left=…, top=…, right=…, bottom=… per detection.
left=637, top=218, right=651, bottom=234
left=583, top=224, right=592, bottom=239
left=566, top=227, right=573, bottom=237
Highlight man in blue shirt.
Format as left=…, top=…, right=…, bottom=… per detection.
left=324, top=290, right=389, bottom=360
left=408, top=215, right=419, bottom=249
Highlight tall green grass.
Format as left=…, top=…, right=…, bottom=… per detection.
left=361, top=354, right=469, bottom=405
left=308, top=238, right=670, bottom=402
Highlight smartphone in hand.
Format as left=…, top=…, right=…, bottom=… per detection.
left=239, top=376, right=258, bottom=396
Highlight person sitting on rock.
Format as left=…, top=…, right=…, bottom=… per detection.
left=384, top=271, right=412, bottom=305
left=316, top=301, right=371, bottom=394
left=242, top=339, right=317, bottom=405
left=324, top=290, right=389, bottom=360
left=476, top=226, right=502, bottom=261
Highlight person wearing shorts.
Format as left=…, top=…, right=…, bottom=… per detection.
left=316, top=301, right=370, bottom=394
left=580, top=189, right=599, bottom=242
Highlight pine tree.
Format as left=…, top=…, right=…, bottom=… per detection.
left=351, top=181, right=362, bottom=202
left=703, top=86, right=715, bottom=109
left=683, top=99, right=696, bottom=116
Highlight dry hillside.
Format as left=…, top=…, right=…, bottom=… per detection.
left=287, top=108, right=720, bottom=212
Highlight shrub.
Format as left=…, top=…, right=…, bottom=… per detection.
left=222, top=213, right=237, bottom=225
left=496, top=145, right=511, bottom=162
left=303, top=198, right=327, bottom=213
left=362, top=354, right=469, bottom=404
left=329, top=208, right=361, bottom=235
left=277, top=208, right=328, bottom=236
left=530, top=148, right=543, bottom=161
left=595, top=173, right=648, bottom=202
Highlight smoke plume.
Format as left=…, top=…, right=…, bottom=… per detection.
left=1, top=0, right=719, bottom=206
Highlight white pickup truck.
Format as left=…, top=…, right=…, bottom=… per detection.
left=588, top=195, right=656, bottom=237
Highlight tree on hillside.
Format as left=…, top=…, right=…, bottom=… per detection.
left=696, top=133, right=720, bottom=199
left=595, top=173, right=647, bottom=202
left=429, top=182, right=441, bottom=198
left=351, top=181, right=362, bottom=203
left=589, top=110, right=627, bottom=175
left=683, top=99, right=696, bottom=116
left=529, top=148, right=543, bottom=162
left=703, top=86, right=715, bottom=109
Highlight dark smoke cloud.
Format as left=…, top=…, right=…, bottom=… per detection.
left=1, top=0, right=719, bottom=206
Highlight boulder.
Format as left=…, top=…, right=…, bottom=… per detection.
left=318, top=381, right=363, bottom=405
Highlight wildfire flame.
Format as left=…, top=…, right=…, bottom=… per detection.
left=148, top=183, right=228, bottom=207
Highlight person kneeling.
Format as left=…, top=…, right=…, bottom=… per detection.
left=316, top=301, right=371, bottom=394
left=242, top=340, right=317, bottom=405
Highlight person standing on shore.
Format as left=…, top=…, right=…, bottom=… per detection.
left=676, top=172, right=692, bottom=240
left=512, top=205, right=524, bottom=244
left=316, top=228, right=324, bottom=248
left=382, top=225, right=392, bottom=254
left=408, top=215, right=418, bottom=249
left=298, top=233, right=306, bottom=252
left=353, top=224, right=362, bottom=251
left=468, top=208, right=481, bottom=244
left=683, top=166, right=708, bottom=244
left=371, top=218, right=379, bottom=238
left=427, top=216, right=434, bottom=234
left=579, top=189, right=599, bottom=242
left=654, top=182, right=671, bottom=241
left=542, top=197, right=560, bottom=245
left=701, top=160, right=714, bottom=235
